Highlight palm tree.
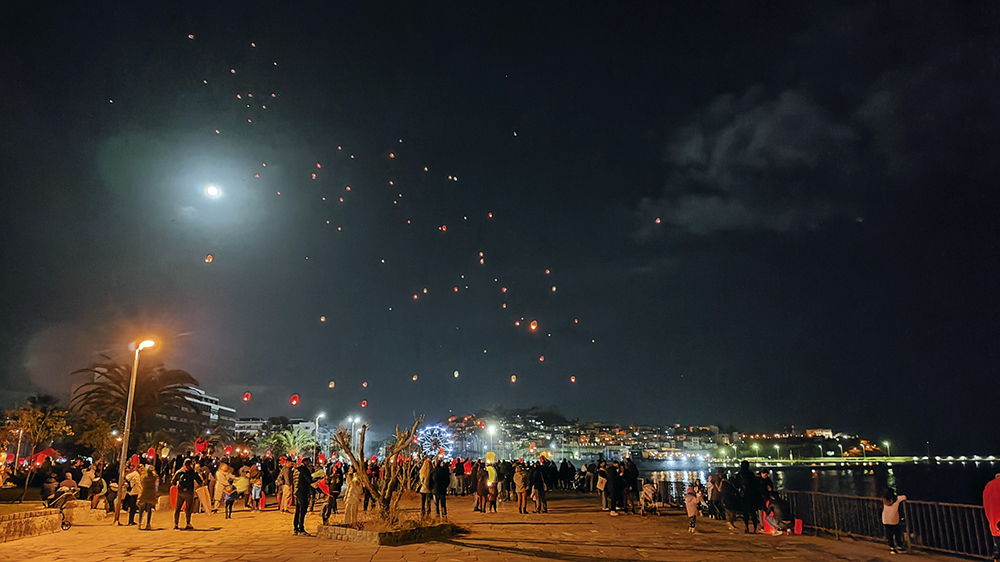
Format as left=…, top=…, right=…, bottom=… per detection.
left=275, top=427, right=317, bottom=457
left=70, top=356, right=200, bottom=439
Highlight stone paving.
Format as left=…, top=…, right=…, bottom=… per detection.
left=0, top=491, right=958, bottom=561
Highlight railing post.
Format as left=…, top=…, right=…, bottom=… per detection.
left=832, top=495, right=839, bottom=540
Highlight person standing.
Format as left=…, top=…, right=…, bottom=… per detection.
left=214, top=463, right=234, bottom=513
left=293, top=457, right=316, bottom=535
left=431, top=459, right=450, bottom=517
left=124, top=465, right=142, bottom=525
left=172, top=459, right=203, bottom=530
left=984, top=474, right=1000, bottom=562
left=277, top=458, right=294, bottom=513
left=137, top=466, right=158, bottom=530
left=514, top=464, right=529, bottom=514
left=418, top=459, right=433, bottom=518
left=530, top=462, right=548, bottom=513
left=685, top=486, right=701, bottom=532
left=881, top=487, right=908, bottom=554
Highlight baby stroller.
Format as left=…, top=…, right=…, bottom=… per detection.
left=46, top=486, right=77, bottom=530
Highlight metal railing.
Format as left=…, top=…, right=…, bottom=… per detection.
left=783, top=491, right=995, bottom=560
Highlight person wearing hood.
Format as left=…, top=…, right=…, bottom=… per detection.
left=418, top=459, right=433, bottom=518
left=685, top=485, right=702, bottom=533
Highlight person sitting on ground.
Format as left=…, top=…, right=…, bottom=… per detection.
left=764, top=492, right=793, bottom=535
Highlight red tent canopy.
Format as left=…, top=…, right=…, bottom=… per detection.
left=28, top=447, right=61, bottom=465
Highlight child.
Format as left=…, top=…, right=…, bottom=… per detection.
left=685, top=486, right=701, bottom=533
left=882, top=487, right=907, bottom=554
left=223, top=483, right=238, bottom=519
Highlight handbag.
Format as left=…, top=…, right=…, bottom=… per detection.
left=597, top=476, right=607, bottom=491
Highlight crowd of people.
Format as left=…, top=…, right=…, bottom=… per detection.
left=15, top=449, right=1000, bottom=559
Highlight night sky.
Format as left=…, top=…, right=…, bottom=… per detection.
left=2, top=1, right=998, bottom=453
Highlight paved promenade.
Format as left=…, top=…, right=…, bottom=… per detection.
left=2, top=492, right=957, bottom=561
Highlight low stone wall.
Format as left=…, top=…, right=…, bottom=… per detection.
left=316, top=522, right=457, bottom=545
left=64, top=501, right=112, bottom=525
left=0, top=507, right=61, bottom=543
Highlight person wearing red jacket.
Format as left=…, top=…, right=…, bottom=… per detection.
left=984, top=474, right=1000, bottom=562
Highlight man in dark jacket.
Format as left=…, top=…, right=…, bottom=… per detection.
left=172, top=459, right=203, bottom=530
left=431, top=459, right=450, bottom=517
left=294, top=458, right=316, bottom=535
left=529, top=462, right=548, bottom=513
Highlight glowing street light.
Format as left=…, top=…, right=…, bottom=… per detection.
left=774, top=444, right=780, bottom=459
left=883, top=441, right=891, bottom=457
left=115, top=339, right=154, bottom=524
left=314, top=413, right=325, bottom=460
left=752, top=443, right=760, bottom=458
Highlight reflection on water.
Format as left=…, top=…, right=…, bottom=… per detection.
left=642, top=462, right=998, bottom=504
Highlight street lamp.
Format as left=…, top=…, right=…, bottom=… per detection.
left=883, top=441, right=891, bottom=457
left=837, top=443, right=844, bottom=457
left=115, top=339, right=154, bottom=524
left=315, top=413, right=325, bottom=461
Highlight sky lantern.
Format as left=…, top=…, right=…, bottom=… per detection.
left=361, top=400, right=367, bottom=408
left=290, top=394, right=299, bottom=406
left=147, top=447, right=156, bottom=459
left=574, top=318, right=579, bottom=324
left=362, top=381, right=368, bottom=388
left=254, top=173, right=260, bottom=178
left=453, top=370, right=460, bottom=378
left=501, top=286, right=507, bottom=293
left=439, top=225, right=447, bottom=232
left=551, top=285, right=557, bottom=292
left=412, top=374, right=418, bottom=381
left=187, top=34, right=194, bottom=39
left=389, top=152, right=395, bottom=158
left=242, top=392, right=251, bottom=402
left=570, top=376, right=577, bottom=383
left=511, top=374, right=517, bottom=383
left=311, top=172, right=317, bottom=180
left=316, top=162, right=322, bottom=168
left=204, top=254, right=213, bottom=263
left=487, top=212, right=493, bottom=218
left=545, top=268, right=551, bottom=275
left=319, top=315, right=326, bottom=322
left=328, top=381, right=335, bottom=389
left=539, top=355, right=545, bottom=362
left=655, top=217, right=662, bottom=224
left=529, top=320, right=538, bottom=331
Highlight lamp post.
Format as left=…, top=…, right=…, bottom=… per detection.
left=314, top=413, right=325, bottom=461
left=883, top=441, right=891, bottom=457
left=114, top=339, right=154, bottom=525
left=837, top=443, right=844, bottom=457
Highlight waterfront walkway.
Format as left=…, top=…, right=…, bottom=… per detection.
left=1, top=492, right=960, bottom=561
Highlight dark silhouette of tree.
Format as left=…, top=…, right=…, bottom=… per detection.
left=70, top=356, right=200, bottom=439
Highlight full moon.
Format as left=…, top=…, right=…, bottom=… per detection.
left=205, top=185, right=220, bottom=198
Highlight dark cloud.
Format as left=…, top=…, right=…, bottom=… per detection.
left=638, top=89, right=857, bottom=238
